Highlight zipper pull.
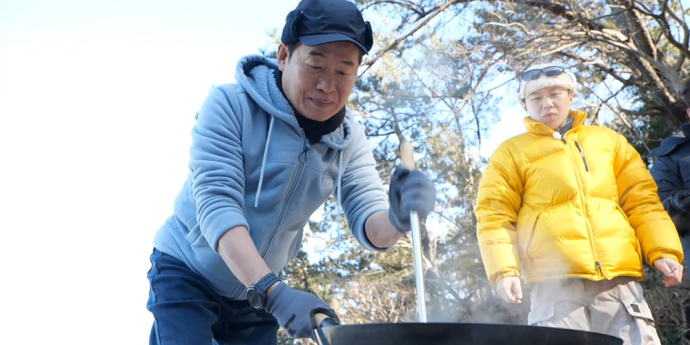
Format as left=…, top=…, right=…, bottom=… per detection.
left=574, top=141, right=590, bottom=172
left=299, top=139, right=310, bottom=163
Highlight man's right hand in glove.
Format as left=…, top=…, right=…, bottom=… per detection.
left=388, top=167, right=436, bottom=233
left=265, top=282, right=339, bottom=339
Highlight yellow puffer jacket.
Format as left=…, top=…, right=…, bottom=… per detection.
left=475, top=110, right=683, bottom=286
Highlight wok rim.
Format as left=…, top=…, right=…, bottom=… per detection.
left=316, top=321, right=623, bottom=343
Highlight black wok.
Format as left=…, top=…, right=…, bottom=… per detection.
left=314, top=317, right=624, bottom=345
left=314, top=143, right=622, bottom=345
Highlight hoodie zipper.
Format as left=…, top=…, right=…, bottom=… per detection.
left=559, top=135, right=604, bottom=277
left=259, top=133, right=310, bottom=256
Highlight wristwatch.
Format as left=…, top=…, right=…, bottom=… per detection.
left=247, top=273, right=281, bottom=310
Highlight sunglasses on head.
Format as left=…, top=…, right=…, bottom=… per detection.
left=520, top=66, right=567, bottom=81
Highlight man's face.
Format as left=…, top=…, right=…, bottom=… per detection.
left=278, top=41, right=360, bottom=122
left=522, top=86, right=573, bottom=130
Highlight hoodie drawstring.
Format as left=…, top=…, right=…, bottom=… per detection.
left=335, top=151, right=344, bottom=241
left=255, top=116, right=275, bottom=208
left=255, top=117, right=345, bottom=244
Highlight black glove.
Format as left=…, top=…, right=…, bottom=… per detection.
left=264, top=282, right=338, bottom=339
left=672, top=190, right=690, bottom=212
left=388, top=168, right=436, bottom=233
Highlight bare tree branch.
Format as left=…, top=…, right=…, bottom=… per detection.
left=586, top=82, right=653, bottom=153
left=633, top=0, right=690, bottom=68
left=359, top=0, right=466, bottom=77
left=585, top=34, right=681, bottom=100
left=555, top=51, right=635, bottom=86
left=361, top=0, right=426, bottom=14
left=610, top=0, right=657, bottom=59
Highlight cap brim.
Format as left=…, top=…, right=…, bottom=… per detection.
left=300, top=34, right=367, bottom=53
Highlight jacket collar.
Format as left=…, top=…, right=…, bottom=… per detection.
left=523, top=110, right=587, bottom=136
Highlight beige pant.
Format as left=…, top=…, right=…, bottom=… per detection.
left=528, top=277, right=660, bottom=345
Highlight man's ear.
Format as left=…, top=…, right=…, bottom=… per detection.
left=277, top=43, right=289, bottom=72
left=521, top=100, right=527, bottom=112
left=685, top=108, right=689, bottom=120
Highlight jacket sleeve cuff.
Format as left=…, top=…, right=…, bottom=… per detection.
left=490, top=270, right=521, bottom=287
left=352, top=205, right=390, bottom=252
left=203, top=209, right=250, bottom=253
left=647, top=252, right=683, bottom=267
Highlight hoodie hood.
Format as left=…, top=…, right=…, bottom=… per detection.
left=234, top=55, right=351, bottom=150
left=235, top=55, right=300, bottom=131
left=233, top=54, right=352, bottom=228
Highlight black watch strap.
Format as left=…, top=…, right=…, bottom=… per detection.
left=254, top=272, right=281, bottom=294
left=247, top=273, right=281, bottom=310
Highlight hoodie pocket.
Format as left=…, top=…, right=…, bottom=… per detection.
left=184, top=220, right=207, bottom=247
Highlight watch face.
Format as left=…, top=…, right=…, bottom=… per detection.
left=246, top=287, right=263, bottom=309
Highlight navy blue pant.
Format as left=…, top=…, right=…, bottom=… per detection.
left=146, top=249, right=279, bottom=345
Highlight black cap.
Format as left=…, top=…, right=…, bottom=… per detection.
left=281, top=0, right=374, bottom=54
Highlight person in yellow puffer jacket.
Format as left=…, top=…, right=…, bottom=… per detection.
left=475, top=62, right=684, bottom=345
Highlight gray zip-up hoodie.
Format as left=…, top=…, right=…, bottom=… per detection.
left=153, top=55, right=389, bottom=299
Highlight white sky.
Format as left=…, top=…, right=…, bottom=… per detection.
left=0, top=0, right=524, bottom=343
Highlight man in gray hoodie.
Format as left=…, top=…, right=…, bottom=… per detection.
left=145, top=0, right=437, bottom=344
